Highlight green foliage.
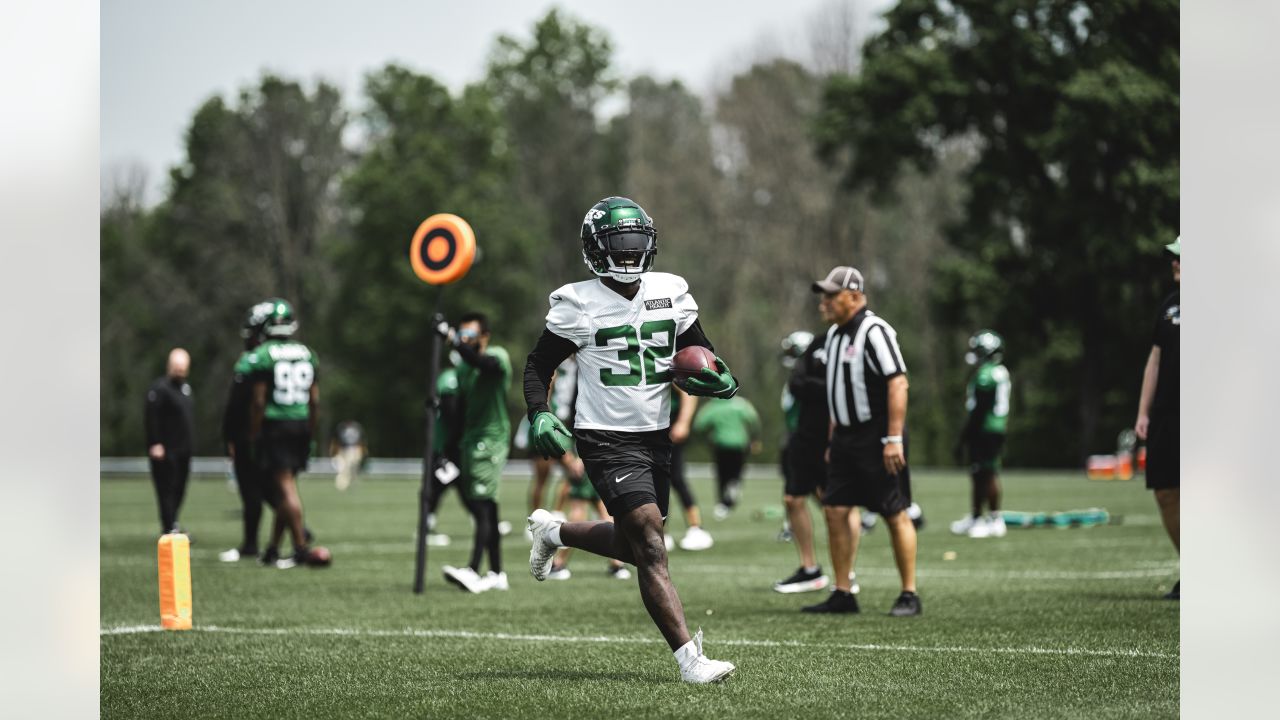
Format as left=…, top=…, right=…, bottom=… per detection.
left=816, top=0, right=1179, bottom=463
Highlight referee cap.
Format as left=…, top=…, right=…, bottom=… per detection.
left=1165, top=236, right=1180, bottom=256
left=812, top=266, right=864, bottom=294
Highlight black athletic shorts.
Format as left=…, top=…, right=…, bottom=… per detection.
left=824, top=428, right=911, bottom=515
left=784, top=434, right=828, bottom=497
left=1145, top=413, right=1179, bottom=490
left=259, top=420, right=311, bottom=474
left=968, top=431, right=1005, bottom=473
left=576, top=428, right=672, bottom=520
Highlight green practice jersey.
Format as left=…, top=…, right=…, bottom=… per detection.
left=965, top=361, right=1010, bottom=434
left=456, top=345, right=512, bottom=444
left=245, top=339, right=318, bottom=422
left=693, top=396, right=761, bottom=451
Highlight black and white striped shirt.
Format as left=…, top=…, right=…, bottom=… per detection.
left=824, top=308, right=907, bottom=431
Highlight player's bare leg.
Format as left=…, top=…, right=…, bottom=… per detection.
left=884, top=509, right=917, bottom=593
left=529, top=457, right=553, bottom=514
left=785, top=494, right=817, bottom=568
left=268, top=471, right=307, bottom=551
left=1154, top=488, right=1179, bottom=552
left=558, top=503, right=689, bottom=650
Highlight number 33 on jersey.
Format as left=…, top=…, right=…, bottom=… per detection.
left=245, top=340, right=318, bottom=421
left=545, top=272, right=697, bottom=432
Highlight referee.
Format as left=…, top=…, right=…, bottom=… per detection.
left=802, top=266, right=920, bottom=616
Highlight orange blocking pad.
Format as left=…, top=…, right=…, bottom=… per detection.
left=157, top=534, right=192, bottom=630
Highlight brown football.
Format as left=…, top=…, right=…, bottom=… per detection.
left=671, top=346, right=718, bottom=387
left=308, top=546, right=333, bottom=567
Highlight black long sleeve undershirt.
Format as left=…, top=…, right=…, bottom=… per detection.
left=523, top=319, right=718, bottom=422
left=454, top=339, right=503, bottom=374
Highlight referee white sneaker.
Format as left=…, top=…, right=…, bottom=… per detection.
left=676, top=629, right=735, bottom=684
left=527, top=509, right=563, bottom=581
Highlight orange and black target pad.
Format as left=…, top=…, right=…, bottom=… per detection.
left=409, top=214, right=476, bottom=285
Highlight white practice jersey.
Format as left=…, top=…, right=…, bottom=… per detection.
left=545, top=272, right=699, bottom=432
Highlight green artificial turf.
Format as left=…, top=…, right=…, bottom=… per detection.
left=101, top=468, right=1178, bottom=718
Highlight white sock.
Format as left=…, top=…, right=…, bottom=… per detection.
left=674, top=638, right=699, bottom=668
left=547, top=524, right=563, bottom=547
left=803, top=565, right=819, bottom=574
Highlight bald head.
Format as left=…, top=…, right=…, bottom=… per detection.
left=167, top=348, right=190, bottom=381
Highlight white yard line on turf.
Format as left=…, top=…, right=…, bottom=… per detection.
left=98, top=624, right=1176, bottom=660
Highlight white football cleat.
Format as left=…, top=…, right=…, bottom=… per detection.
left=967, top=516, right=992, bottom=538
left=426, top=533, right=451, bottom=547
left=608, top=565, right=632, bottom=580
left=497, top=521, right=513, bottom=536
left=950, top=515, right=977, bottom=535
left=443, top=565, right=488, bottom=593
left=986, top=514, right=1007, bottom=537
left=527, top=509, right=563, bottom=581
left=713, top=504, right=731, bottom=521
left=547, top=566, right=572, bottom=581
left=677, top=629, right=735, bottom=684
left=218, top=547, right=244, bottom=563
left=679, top=526, right=714, bottom=551
left=482, top=571, right=509, bottom=591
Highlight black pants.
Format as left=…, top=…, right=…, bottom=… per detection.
left=464, top=497, right=501, bottom=574
left=713, top=448, right=747, bottom=509
left=149, top=452, right=191, bottom=533
left=232, top=444, right=275, bottom=551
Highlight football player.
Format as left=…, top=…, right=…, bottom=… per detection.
left=691, top=395, right=762, bottom=519
left=524, top=196, right=737, bottom=684
left=245, top=299, right=324, bottom=568
left=218, top=305, right=273, bottom=562
left=951, top=330, right=1012, bottom=538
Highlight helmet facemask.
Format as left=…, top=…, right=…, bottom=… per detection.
left=581, top=198, right=658, bottom=283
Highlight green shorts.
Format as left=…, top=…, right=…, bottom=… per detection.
left=460, top=437, right=508, bottom=501
left=568, top=470, right=598, bottom=501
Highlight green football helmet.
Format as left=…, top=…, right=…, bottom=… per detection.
left=965, top=329, right=1003, bottom=366
left=248, top=298, right=298, bottom=339
left=780, top=330, right=815, bottom=369
left=580, top=196, right=658, bottom=282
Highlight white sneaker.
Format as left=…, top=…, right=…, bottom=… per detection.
left=967, top=516, right=992, bottom=538
left=218, top=547, right=244, bottom=563
left=713, top=504, right=731, bottom=521
left=426, top=533, right=451, bottom=547
left=987, top=514, right=1007, bottom=538
left=608, top=565, right=632, bottom=580
left=497, top=521, right=513, bottom=536
left=527, top=509, right=563, bottom=581
left=442, top=565, right=488, bottom=593
left=679, top=526, right=714, bottom=551
left=950, top=515, right=977, bottom=535
left=664, top=534, right=675, bottom=551
left=547, top=566, right=572, bottom=581
left=482, top=571, right=509, bottom=591
left=677, top=629, right=735, bottom=684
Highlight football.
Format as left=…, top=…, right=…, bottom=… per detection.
left=671, top=345, right=718, bottom=387
left=308, top=546, right=333, bottom=567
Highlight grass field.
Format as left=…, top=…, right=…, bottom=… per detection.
left=101, top=467, right=1179, bottom=718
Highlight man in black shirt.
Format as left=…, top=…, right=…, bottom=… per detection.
left=803, top=266, right=920, bottom=617
left=145, top=348, right=194, bottom=535
left=1135, top=237, right=1180, bottom=600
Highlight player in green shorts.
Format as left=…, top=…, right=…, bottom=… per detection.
left=438, top=312, right=512, bottom=593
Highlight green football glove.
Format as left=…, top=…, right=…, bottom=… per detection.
left=683, top=357, right=739, bottom=399
left=531, top=411, right=573, bottom=458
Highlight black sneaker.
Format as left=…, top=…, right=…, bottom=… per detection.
left=802, top=589, right=859, bottom=613
left=1162, top=581, right=1179, bottom=601
left=774, top=567, right=830, bottom=594
left=889, top=591, right=922, bottom=617
left=259, top=546, right=280, bottom=567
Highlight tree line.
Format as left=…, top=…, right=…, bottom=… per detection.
left=101, top=2, right=1178, bottom=467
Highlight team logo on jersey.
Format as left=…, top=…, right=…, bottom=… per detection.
left=644, top=298, right=673, bottom=310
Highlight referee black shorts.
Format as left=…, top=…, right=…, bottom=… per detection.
left=824, top=428, right=911, bottom=516
left=575, top=428, right=672, bottom=521
left=784, top=434, right=828, bottom=497
left=1145, top=413, right=1179, bottom=490
left=259, top=420, right=311, bottom=475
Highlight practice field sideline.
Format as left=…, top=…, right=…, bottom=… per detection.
left=101, top=469, right=1178, bottom=719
